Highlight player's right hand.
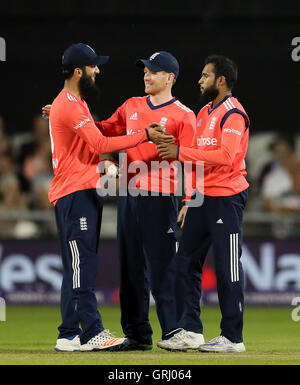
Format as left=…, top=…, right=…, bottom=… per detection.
left=148, top=125, right=175, bottom=145
left=42, top=104, right=52, bottom=119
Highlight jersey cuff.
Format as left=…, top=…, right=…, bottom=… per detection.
left=145, top=128, right=151, bottom=141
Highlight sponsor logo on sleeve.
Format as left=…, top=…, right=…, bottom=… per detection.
left=223, top=128, right=242, bottom=136
left=74, top=118, right=91, bottom=130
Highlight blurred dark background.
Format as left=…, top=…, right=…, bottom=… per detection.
left=1, top=0, right=300, bottom=134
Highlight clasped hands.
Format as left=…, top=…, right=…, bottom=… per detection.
left=149, top=123, right=178, bottom=159
left=42, top=105, right=178, bottom=159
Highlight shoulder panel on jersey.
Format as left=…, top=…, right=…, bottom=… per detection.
left=130, top=96, right=147, bottom=100
left=220, top=108, right=250, bottom=131
left=66, top=92, right=78, bottom=102
left=174, top=100, right=193, bottom=113
left=197, top=103, right=210, bottom=118
left=201, top=103, right=211, bottom=112
left=124, top=96, right=140, bottom=105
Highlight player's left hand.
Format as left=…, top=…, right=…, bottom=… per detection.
left=157, top=143, right=178, bottom=159
left=149, top=122, right=166, bottom=133
left=148, top=126, right=175, bottom=145
left=42, top=104, right=52, bottom=119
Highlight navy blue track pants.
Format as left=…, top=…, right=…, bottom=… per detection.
left=54, top=189, right=104, bottom=344
left=117, top=192, right=179, bottom=345
left=175, top=189, right=248, bottom=343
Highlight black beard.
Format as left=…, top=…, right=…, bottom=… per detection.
left=79, top=71, right=100, bottom=103
left=199, top=84, right=219, bottom=106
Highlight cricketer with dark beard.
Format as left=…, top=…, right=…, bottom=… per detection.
left=42, top=43, right=174, bottom=353
left=156, top=55, right=250, bottom=354
left=79, top=65, right=101, bottom=103
left=199, top=80, right=219, bottom=106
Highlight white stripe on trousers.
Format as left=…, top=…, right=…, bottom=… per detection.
left=69, top=240, right=80, bottom=289
left=230, top=233, right=239, bottom=282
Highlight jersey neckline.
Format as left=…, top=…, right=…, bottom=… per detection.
left=208, top=94, right=232, bottom=115
left=146, top=96, right=177, bottom=110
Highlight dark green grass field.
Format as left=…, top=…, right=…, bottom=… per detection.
left=0, top=305, right=300, bottom=365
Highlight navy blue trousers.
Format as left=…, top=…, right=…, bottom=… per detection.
left=175, top=189, right=248, bottom=343
left=55, top=189, right=104, bottom=344
left=117, top=191, right=179, bottom=344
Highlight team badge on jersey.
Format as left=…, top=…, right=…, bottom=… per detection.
left=209, top=116, right=217, bottom=130
left=80, top=217, right=88, bottom=231
left=159, top=117, right=168, bottom=127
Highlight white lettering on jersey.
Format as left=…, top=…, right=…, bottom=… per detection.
left=197, top=137, right=218, bottom=146
left=74, top=118, right=91, bottom=130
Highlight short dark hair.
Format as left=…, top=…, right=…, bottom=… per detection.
left=62, top=65, right=85, bottom=80
left=204, top=55, right=238, bottom=90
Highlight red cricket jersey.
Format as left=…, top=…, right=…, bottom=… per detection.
left=48, top=90, right=148, bottom=204
left=96, top=96, right=196, bottom=194
left=179, top=94, right=250, bottom=196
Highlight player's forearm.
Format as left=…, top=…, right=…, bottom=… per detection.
left=178, top=146, right=234, bottom=166
left=182, top=162, right=195, bottom=202
left=76, top=119, right=147, bottom=154
left=94, top=121, right=104, bottom=132
left=95, top=121, right=126, bottom=137
left=93, top=129, right=147, bottom=154
left=179, top=112, right=245, bottom=167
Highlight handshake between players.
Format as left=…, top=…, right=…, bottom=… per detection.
left=42, top=104, right=175, bottom=147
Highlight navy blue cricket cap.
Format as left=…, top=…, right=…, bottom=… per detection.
left=62, top=43, right=109, bottom=68
left=136, top=51, right=179, bottom=79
